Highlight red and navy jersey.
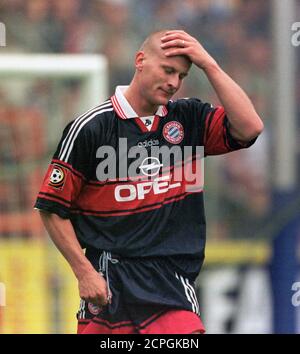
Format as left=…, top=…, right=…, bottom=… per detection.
left=34, top=86, right=256, bottom=279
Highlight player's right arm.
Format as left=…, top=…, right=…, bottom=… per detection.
left=40, top=211, right=109, bottom=306
left=40, top=211, right=108, bottom=306
left=34, top=114, right=109, bottom=306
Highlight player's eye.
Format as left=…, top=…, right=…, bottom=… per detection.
left=164, top=67, right=174, bottom=74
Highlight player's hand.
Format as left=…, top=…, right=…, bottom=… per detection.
left=77, top=269, right=109, bottom=306
left=160, top=30, right=217, bottom=70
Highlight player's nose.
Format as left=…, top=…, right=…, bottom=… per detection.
left=167, top=75, right=180, bottom=91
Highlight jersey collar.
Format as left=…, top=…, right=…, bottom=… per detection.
left=111, top=85, right=168, bottom=119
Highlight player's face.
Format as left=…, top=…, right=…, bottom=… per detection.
left=138, top=51, right=191, bottom=106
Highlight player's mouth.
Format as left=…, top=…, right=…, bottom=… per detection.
left=159, top=88, right=175, bottom=98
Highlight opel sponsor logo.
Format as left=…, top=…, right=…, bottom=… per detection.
left=114, top=175, right=181, bottom=202
left=140, top=157, right=163, bottom=177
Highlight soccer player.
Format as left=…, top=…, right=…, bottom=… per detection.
left=35, top=30, right=263, bottom=334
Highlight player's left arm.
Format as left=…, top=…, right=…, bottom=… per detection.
left=160, top=30, right=264, bottom=142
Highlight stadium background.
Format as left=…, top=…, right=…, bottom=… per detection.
left=0, top=0, right=299, bottom=333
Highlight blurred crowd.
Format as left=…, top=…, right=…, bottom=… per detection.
left=1, top=0, right=298, bottom=239
left=1, top=0, right=272, bottom=93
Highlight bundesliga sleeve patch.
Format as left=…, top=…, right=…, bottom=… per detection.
left=48, top=164, right=67, bottom=189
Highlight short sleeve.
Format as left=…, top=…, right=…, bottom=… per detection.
left=180, top=98, right=257, bottom=156
left=203, top=105, right=257, bottom=155
left=34, top=121, right=94, bottom=219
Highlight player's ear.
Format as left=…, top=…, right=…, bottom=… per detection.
left=135, top=51, right=145, bottom=71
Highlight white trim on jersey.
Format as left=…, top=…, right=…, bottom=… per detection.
left=64, top=106, right=114, bottom=163
left=59, top=100, right=113, bottom=162
left=78, top=299, right=86, bottom=319
left=115, top=86, right=137, bottom=118
left=114, top=85, right=168, bottom=118
left=184, top=277, right=200, bottom=316
left=59, top=100, right=111, bottom=159
left=175, top=272, right=200, bottom=316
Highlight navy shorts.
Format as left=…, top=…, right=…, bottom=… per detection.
left=77, top=248, right=205, bottom=334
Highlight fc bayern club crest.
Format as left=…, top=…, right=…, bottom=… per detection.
left=163, top=121, right=184, bottom=144
left=88, top=302, right=102, bottom=315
